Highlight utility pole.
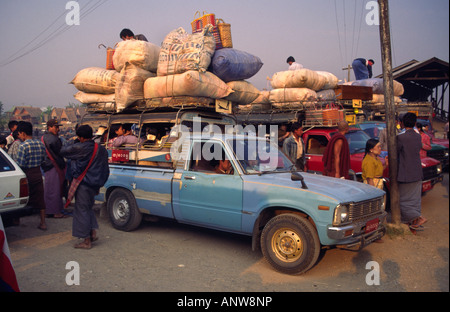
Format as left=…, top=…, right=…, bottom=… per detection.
left=378, top=0, right=400, bottom=225
left=342, top=65, right=352, bottom=82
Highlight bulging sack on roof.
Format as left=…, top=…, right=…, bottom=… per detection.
left=74, top=91, right=115, bottom=104
left=271, top=69, right=326, bottom=91
left=113, top=40, right=160, bottom=73
left=144, top=71, right=233, bottom=99
left=316, top=71, right=339, bottom=90
left=115, top=63, right=156, bottom=112
left=209, top=48, right=263, bottom=83
left=224, top=80, right=260, bottom=105
left=70, top=67, right=119, bottom=94
left=269, top=88, right=317, bottom=103
left=157, top=26, right=216, bottom=76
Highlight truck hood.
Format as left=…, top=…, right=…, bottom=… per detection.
left=244, top=172, right=384, bottom=204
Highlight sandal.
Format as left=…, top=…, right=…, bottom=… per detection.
left=37, top=224, right=47, bottom=231
left=74, top=241, right=91, bottom=249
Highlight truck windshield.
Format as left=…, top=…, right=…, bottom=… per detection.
left=229, top=138, right=293, bottom=174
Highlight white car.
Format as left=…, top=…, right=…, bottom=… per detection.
left=0, top=148, right=29, bottom=214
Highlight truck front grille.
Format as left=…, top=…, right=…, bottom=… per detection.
left=349, top=197, right=383, bottom=222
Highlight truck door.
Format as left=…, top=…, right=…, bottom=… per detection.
left=304, top=134, right=329, bottom=173
left=172, top=140, right=243, bottom=231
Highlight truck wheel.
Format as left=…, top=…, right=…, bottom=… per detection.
left=261, top=214, right=320, bottom=275
left=107, top=188, right=142, bottom=232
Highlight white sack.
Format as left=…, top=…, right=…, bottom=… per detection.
left=271, top=69, right=326, bottom=91
left=144, top=71, right=233, bottom=99
left=224, top=81, right=260, bottom=105
left=70, top=67, right=119, bottom=94
left=115, top=63, right=156, bottom=112
left=157, top=26, right=216, bottom=76
left=250, top=90, right=271, bottom=104
left=74, top=91, right=115, bottom=104
left=316, top=71, right=339, bottom=90
left=113, top=40, right=160, bottom=73
left=269, top=88, right=317, bottom=103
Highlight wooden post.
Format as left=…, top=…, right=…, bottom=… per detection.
left=378, top=0, right=401, bottom=224
left=342, top=65, right=352, bottom=82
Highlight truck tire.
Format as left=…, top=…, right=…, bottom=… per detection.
left=107, top=188, right=142, bottom=232
left=261, top=214, right=320, bottom=275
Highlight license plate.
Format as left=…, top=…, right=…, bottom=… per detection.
left=422, top=181, right=432, bottom=193
left=365, top=219, right=379, bottom=234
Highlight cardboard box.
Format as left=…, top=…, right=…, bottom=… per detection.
left=335, top=85, right=373, bottom=100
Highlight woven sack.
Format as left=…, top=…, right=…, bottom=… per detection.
left=158, top=26, right=215, bottom=76
left=144, top=71, right=233, bottom=100
left=70, top=67, right=119, bottom=94
left=217, top=19, right=232, bottom=48
left=224, top=80, right=260, bottom=105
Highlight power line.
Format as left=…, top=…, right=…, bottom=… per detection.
left=0, top=0, right=109, bottom=68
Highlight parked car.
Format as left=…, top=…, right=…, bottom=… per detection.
left=0, top=148, right=29, bottom=216
left=302, top=127, right=443, bottom=194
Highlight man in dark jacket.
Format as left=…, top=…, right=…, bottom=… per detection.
left=352, top=58, right=374, bottom=80
left=42, top=119, right=66, bottom=218
left=397, top=113, right=426, bottom=229
left=60, top=125, right=110, bottom=249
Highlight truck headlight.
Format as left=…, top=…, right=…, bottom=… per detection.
left=333, top=204, right=349, bottom=226
left=437, top=164, right=442, bottom=175
left=381, top=194, right=386, bottom=211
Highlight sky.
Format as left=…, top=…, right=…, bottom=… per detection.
left=0, top=0, right=449, bottom=112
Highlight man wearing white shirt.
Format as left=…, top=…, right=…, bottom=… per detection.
left=286, top=56, right=304, bottom=71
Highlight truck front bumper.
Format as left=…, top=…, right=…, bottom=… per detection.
left=327, top=211, right=387, bottom=250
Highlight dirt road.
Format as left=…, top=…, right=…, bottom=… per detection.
left=4, top=174, right=449, bottom=292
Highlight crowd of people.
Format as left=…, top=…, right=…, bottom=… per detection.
left=2, top=120, right=109, bottom=249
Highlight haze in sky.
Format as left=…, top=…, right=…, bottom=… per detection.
left=0, top=0, right=448, bottom=111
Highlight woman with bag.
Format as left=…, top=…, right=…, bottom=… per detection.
left=362, top=139, right=387, bottom=189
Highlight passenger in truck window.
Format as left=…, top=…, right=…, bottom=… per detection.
left=112, top=124, right=138, bottom=148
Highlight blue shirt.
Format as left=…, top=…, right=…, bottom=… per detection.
left=15, top=139, right=46, bottom=169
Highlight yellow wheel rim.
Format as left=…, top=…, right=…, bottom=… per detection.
left=271, top=228, right=304, bottom=263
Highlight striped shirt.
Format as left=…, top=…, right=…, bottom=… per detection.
left=15, top=139, right=46, bottom=169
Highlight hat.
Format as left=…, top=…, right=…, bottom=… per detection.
left=95, top=126, right=108, bottom=136
left=47, top=119, right=60, bottom=127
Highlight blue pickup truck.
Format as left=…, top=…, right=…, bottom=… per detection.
left=88, top=108, right=387, bottom=274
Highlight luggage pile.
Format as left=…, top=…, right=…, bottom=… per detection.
left=70, top=13, right=264, bottom=113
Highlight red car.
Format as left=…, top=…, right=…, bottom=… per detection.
left=302, top=127, right=443, bottom=194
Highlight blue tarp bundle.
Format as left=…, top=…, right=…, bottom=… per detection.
left=209, top=48, right=263, bottom=82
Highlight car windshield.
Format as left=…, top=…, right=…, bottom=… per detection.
left=358, top=123, right=386, bottom=139
left=345, top=130, right=372, bottom=154
left=229, top=138, right=294, bottom=174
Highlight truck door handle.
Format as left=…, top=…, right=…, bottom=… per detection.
left=184, top=176, right=196, bottom=180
